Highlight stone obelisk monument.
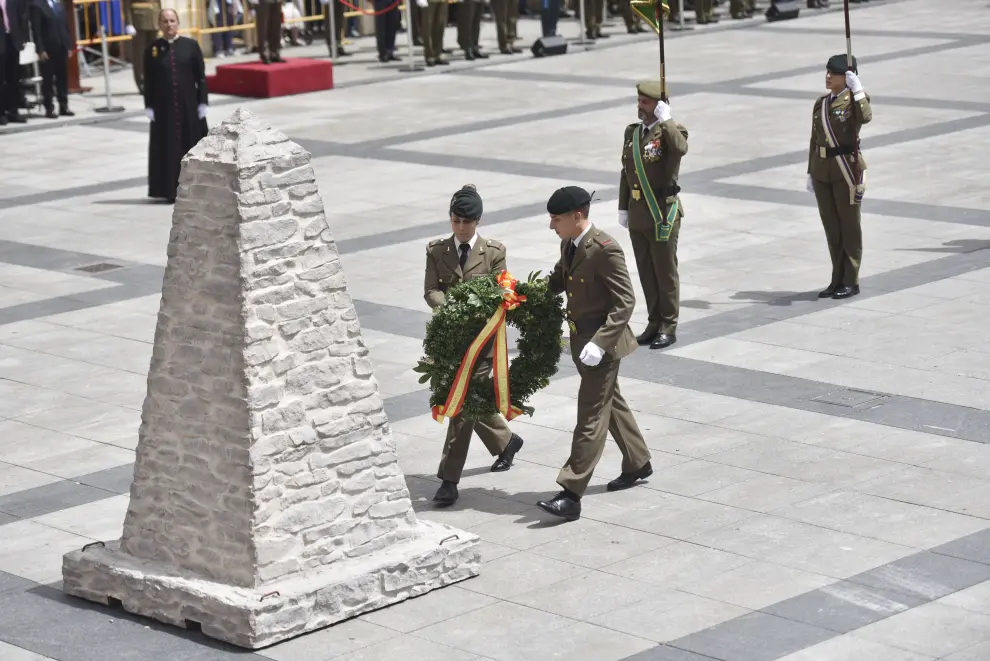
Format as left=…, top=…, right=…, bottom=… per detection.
left=62, top=109, right=480, bottom=649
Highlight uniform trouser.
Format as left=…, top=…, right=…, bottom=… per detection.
left=130, top=30, right=156, bottom=93
left=490, top=0, right=518, bottom=50
left=40, top=50, right=69, bottom=112
left=374, top=0, right=400, bottom=56
left=437, top=359, right=512, bottom=483
left=323, top=0, right=345, bottom=52
left=695, top=0, right=713, bottom=19
left=583, top=0, right=603, bottom=33
left=457, top=0, right=483, bottom=51
left=620, top=0, right=641, bottom=29
left=540, top=0, right=561, bottom=35
left=256, top=2, right=283, bottom=56
left=729, top=0, right=754, bottom=14
left=813, top=178, right=862, bottom=287
left=420, top=0, right=448, bottom=60
left=557, top=342, right=651, bottom=497
left=630, top=217, right=680, bottom=336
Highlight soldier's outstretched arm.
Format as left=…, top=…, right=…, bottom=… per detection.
left=591, top=244, right=636, bottom=354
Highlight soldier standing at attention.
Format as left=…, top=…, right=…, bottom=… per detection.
left=807, top=54, right=871, bottom=300
left=694, top=0, right=717, bottom=23
left=537, top=186, right=653, bottom=522
left=124, top=0, right=162, bottom=93
left=619, top=81, right=688, bottom=350
left=424, top=185, right=525, bottom=506
left=255, top=0, right=284, bottom=63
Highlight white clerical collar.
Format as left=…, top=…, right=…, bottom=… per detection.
left=166, top=36, right=178, bottom=43
left=572, top=225, right=592, bottom=247
left=454, top=234, right=477, bottom=252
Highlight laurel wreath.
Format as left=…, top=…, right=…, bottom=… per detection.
left=414, top=272, right=565, bottom=420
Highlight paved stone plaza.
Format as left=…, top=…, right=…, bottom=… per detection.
left=2, top=0, right=990, bottom=659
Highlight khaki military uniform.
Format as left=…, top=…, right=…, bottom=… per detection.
left=729, top=0, right=755, bottom=17
left=125, top=0, right=161, bottom=93
left=491, top=0, right=519, bottom=52
left=425, top=234, right=513, bottom=483
left=547, top=227, right=651, bottom=497
left=583, top=0, right=604, bottom=37
left=694, top=0, right=716, bottom=22
left=420, top=0, right=448, bottom=63
left=620, top=0, right=643, bottom=32
left=619, top=118, right=689, bottom=338
left=808, top=89, right=872, bottom=287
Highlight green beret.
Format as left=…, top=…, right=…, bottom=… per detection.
left=449, top=184, right=482, bottom=220
left=827, top=54, right=857, bottom=74
left=547, top=186, right=592, bottom=215
left=636, top=80, right=667, bottom=101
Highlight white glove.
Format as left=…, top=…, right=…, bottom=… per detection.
left=845, top=71, right=864, bottom=97
left=579, top=342, right=604, bottom=367
left=125, top=24, right=137, bottom=36
left=806, top=174, right=814, bottom=193
left=618, top=210, right=628, bottom=228
left=145, top=108, right=154, bottom=121
left=653, top=100, right=671, bottom=123
left=416, top=0, right=428, bottom=6
left=197, top=104, right=208, bottom=119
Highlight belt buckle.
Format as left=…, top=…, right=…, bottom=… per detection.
left=819, top=146, right=827, bottom=158
left=631, top=189, right=641, bottom=201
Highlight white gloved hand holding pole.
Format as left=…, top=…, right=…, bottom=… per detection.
left=125, top=24, right=137, bottom=36
left=654, top=100, right=672, bottom=123
left=197, top=104, right=208, bottom=119
left=845, top=71, right=864, bottom=99
left=579, top=342, right=605, bottom=367
left=806, top=174, right=814, bottom=194
left=618, top=210, right=629, bottom=228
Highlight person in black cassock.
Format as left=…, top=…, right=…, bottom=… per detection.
left=143, top=8, right=208, bottom=203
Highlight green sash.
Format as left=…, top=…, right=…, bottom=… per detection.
left=632, top=128, right=679, bottom=242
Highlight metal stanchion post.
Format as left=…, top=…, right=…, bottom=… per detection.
left=94, top=25, right=124, bottom=113
left=672, top=0, right=691, bottom=30
left=327, top=0, right=337, bottom=61
left=398, top=0, right=423, bottom=71
left=578, top=0, right=585, bottom=45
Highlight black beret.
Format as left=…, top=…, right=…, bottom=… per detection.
left=547, top=186, right=592, bottom=215
left=449, top=184, right=483, bottom=220
left=827, top=54, right=857, bottom=74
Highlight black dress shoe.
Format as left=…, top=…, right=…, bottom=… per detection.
left=45, top=110, right=58, bottom=119
left=650, top=333, right=676, bottom=350
left=832, top=285, right=860, bottom=299
left=537, top=491, right=581, bottom=521
left=388, top=53, right=402, bottom=61
left=271, top=54, right=285, bottom=63
left=260, top=54, right=271, bottom=64
left=7, top=113, right=26, bottom=123
left=596, top=31, right=610, bottom=38
left=436, top=57, right=450, bottom=65
left=59, top=108, right=75, bottom=117
left=491, top=434, right=524, bottom=472
left=607, top=461, right=653, bottom=491
left=433, top=480, right=458, bottom=505
left=472, top=48, right=489, bottom=59
left=511, top=46, right=522, bottom=53
left=464, top=49, right=475, bottom=60
left=636, top=330, right=657, bottom=346
left=818, top=284, right=838, bottom=298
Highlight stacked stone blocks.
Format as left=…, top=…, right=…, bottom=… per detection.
left=61, top=108, right=480, bottom=649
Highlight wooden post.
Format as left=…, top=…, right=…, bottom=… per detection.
left=66, top=0, right=92, bottom=93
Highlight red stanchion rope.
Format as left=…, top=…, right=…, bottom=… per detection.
left=337, top=0, right=402, bottom=15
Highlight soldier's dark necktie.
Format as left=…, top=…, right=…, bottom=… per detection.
left=566, top=241, right=576, bottom=266
left=458, top=243, right=470, bottom=270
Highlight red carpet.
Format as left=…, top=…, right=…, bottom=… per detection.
left=206, top=58, right=334, bottom=98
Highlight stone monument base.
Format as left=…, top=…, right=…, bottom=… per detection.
left=62, top=520, right=480, bottom=649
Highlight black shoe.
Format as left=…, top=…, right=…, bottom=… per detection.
left=500, top=47, right=514, bottom=54
left=650, top=333, right=676, bottom=350
left=537, top=491, right=581, bottom=521
left=7, top=113, right=26, bottom=123
left=636, top=330, right=657, bottom=346
left=472, top=48, right=489, bottom=59
left=378, top=54, right=389, bottom=63
left=335, top=48, right=352, bottom=57
left=426, top=58, right=436, bottom=66
left=511, top=46, right=523, bottom=53
left=260, top=54, right=271, bottom=64
left=585, top=30, right=597, bottom=39
left=59, top=108, right=75, bottom=117
left=433, top=480, right=458, bottom=505
left=388, top=53, right=402, bottom=61
left=832, top=285, right=860, bottom=299
left=271, top=54, right=285, bottom=63
left=436, top=57, right=450, bottom=65
left=45, top=109, right=58, bottom=119
left=464, top=49, right=475, bottom=60
left=818, top=284, right=838, bottom=298
left=607, top=461, right=653, bottom=491
left=442, top=47, right=453, bottom=54
left=0, top=116, right=7, bottom=126
left=596, top=31, right=610, bottom=38
left=491, top=434, right=524, bottom=472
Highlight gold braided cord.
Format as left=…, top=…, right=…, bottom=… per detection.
left=630, top=0, right=670, bottom=33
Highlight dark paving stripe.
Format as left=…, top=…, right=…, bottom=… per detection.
left=0, top=464, right=133, bottom=525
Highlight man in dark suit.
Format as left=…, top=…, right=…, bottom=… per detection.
left=0, top=0, right=29, bottom=124
left=29, top=0, right=73, bottom=118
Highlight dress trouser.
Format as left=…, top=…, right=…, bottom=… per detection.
left=1, top=33, right=22, bottom=115
left=583, top=0, right=603, bottom=34
left=556, top=340, right=651, bottom=497
left=437, top=359, right=512, bottom=483
left=256, top=2, right=283, bottom=57
left=540, top=0, right=560, bottom=35
left=374, top=0, right=400, bottom=56
left=629, top=217, right=680, bottom=336
left=812, top=178, right=862, bottom=286
left=40, top=49, right=69, bottom=112
left=420, top=0, right=448, bottom=60
left=490, top=0, right=517, bottom=49
left=323, top=0, right=345, bottom=52
left=457, top=0, right=483, bottom=51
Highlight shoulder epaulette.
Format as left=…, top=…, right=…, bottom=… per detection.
left=428, top=238, right=445, bottom=248
left=593, top=230, right=615, bottom=248
left=485, top=239, right=505, bottom=250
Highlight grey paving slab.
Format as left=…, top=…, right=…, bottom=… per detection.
left=846, top=551, right=990, bottom=602
left=931, top=529, right=990, bottom=566
left=624, top=647, right=724, bottom=661
left=0, top=479, right=116, bottom=521
left=0, top=583, right=266, bottom=661
left=70, top=464, right=136, bottom=495
left=762, top=580, right=927, bottom=633
left=669, top=612, right=836, bottom=661
left=0, top=570, right=32, bottom=595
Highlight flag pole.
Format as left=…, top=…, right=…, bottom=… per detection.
left=843, top=0, right=862, bottom=195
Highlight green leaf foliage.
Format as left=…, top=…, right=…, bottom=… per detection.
left=420, top=274, right=565, bottom=420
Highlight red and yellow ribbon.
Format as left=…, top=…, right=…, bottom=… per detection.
left=432, top=271, right=527, bottom=423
